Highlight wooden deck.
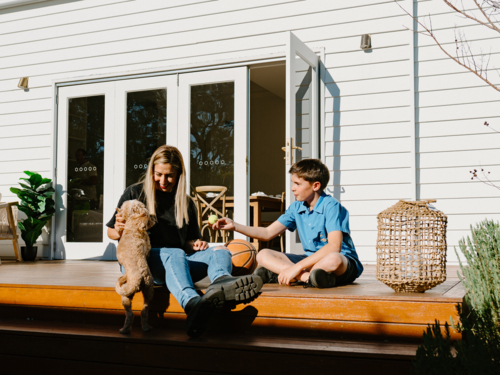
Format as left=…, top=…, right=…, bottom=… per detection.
left=0, top=260, right=465, bottom=374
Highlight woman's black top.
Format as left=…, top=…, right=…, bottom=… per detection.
left=106, top=184, right=201, bottom=251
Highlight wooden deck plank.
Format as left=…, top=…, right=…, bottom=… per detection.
left=0, top=283, right=461, bottom=324
left=0, top=260, right=464, bottom=301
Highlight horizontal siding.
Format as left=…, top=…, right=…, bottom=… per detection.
left=326, top=152, right=412, bottom=171
left=413, top=0, right=500, bottom=264
left=0, top=0, right=498, bottom=265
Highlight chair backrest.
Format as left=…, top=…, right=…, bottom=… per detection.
left=192, top=186, right=228, bottom=226
left=0, top=202, right=19, bottom=239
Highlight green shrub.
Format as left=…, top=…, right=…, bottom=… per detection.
left=413, top=220, right=500, bottom=374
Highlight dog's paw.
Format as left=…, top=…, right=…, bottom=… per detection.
left=142, top=324, right=152, bottom=332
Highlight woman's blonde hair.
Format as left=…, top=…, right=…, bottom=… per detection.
left=139, top=145, right=190, bottom=228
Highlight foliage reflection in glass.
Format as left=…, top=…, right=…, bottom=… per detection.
left=126, top=89, right=167, bottom=187
left=190, top=83, right=235, bottom=195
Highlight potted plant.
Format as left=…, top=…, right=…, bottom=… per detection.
left=10, top=171, right=55, bottom=261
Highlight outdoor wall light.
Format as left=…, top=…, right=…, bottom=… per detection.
left=18, top=77, right=29, bottom=89
left=360, top=34, right=371, bottom=50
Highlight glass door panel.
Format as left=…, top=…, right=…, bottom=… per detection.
left=190, top=82, right=236, bottom=242
left=285, top=32, right=319, bottom=254
left=56, top=82, right=115, bottom=259
left=125, top=89, right=167, bottom=187
left=190, top=82, right=235, bottom=194
left=179, top=68, right=248, bottom=243
left=66, top=95, right=105, bottom=243
left=114, top=76, right=177, bottom=201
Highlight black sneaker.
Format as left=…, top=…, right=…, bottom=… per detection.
left=253, top=266, right=278, bottom=284
left=205, top=274, right=263, bottom=308
left=308, top=269, right=337, bottom=289
left=185, top=289, right=223, bottom=338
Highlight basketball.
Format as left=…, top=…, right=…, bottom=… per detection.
left=225, top=239, right=258, bottom=276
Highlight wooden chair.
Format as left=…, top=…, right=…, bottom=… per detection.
left=262, top=192, right=286, bottom=252
left=192, top=186, right=229, bottom=243
left=0, top=202, right=22, bottom=262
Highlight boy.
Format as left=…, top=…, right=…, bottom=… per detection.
left=213, top=159, right=363, bottom=288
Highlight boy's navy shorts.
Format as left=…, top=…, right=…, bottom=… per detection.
left=284, top=253, right=358, bottom=286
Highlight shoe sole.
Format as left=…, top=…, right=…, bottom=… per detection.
left=209, top=275, right=263, bottom=308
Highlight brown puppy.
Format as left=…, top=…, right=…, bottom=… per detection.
left=115, top=200, right=155, bottom=334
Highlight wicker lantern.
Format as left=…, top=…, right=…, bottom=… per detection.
left=376, top=200, right=447, bottom=293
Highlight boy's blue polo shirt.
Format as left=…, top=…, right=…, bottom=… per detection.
left=277, top=192, right=363, bottom=278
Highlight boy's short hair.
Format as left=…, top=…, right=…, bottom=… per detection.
left=289, top=159, right=330, bottom=192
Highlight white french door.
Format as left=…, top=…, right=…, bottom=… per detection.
left=178, top=67, right=249, bottom=241
left=55, top=82, right=116, bottom=259
left=285, top=32, right=320, bottom=254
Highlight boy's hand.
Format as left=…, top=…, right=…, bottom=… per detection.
left=192, top=239, right=209, bottom=251
left=212, top=217, right=235, bottom=231
left=278, top=264, right=303, bottom=286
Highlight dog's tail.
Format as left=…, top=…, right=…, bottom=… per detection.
left=115, top=275, right=140, bottom=297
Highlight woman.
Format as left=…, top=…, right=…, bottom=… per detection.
left=106, top=145, right=263, bottom=338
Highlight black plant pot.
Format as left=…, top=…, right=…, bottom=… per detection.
left=21, top=246, right=38, bottom=261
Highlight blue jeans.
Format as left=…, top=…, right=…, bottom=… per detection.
left=120, top=246, right=233, bottom=309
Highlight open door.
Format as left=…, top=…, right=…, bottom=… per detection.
left=178, top=67, right=249, bottom=243
left=285, top=32, right=320, bottom=254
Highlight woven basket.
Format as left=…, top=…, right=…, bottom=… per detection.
left=376, top=200, right=447, bottom=293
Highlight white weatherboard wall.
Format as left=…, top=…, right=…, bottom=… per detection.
left=0, top=0, right=498, bottom=264
left=413, top=0, right=500, bottom=263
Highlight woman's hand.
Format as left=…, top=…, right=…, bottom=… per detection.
left=114, top=211, right=126, bottom=232
left=278, top=264, right=303, bottom=286
left=213, top=217, right=236, bottom=231
left=192, top=239, right=209, bottom=251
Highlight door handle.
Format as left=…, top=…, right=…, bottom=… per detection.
left=281, top=138, right=302, bottom=165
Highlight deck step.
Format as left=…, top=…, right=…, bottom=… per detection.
left=0, top=313, right=417, bottom=375
left=0, top=279, right=464, bottom=341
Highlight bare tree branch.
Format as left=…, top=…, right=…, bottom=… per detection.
left=472, top=0, right=500, bottom=32
left=470, top=167, right=500, bottom=190
left=395, top=0, right=500, bottom=93
left=443, top=0, right=500, bottom=33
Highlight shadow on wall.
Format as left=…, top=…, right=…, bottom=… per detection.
left=323, top=64, right=343, bottom=200
left=0, top=0, right=83, bottom=15
left=54, top=184, right=66, bottom=260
